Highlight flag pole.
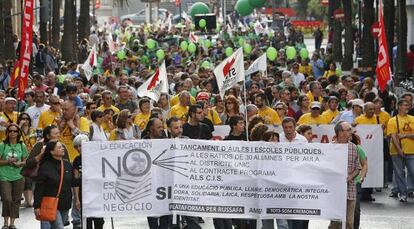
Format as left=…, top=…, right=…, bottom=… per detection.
left=243, top=82, right=249, bottom=141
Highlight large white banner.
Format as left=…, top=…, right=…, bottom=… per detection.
left=212, top=124, right=384, bottom=188
left=82, top=139, right=347, bottom=221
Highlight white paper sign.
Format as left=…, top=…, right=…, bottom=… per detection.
left=82, top=139, right=347, bottom=221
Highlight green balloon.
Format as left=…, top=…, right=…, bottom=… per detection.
left=146, top=39, right=156, bottom=49
left=201, top=61, right=210, bottom=69
left=199, top=19, right=207, bottom=28
left=190, top=2, right=210, bottom=18
left=248, top=0, right=266, bottom=8
left=299, top=48, right=309, bottom=59
left=235, top=0, right=254, bottom=16
left=180, top=41, right=188, bottom=51
left=225, top=47, right=234, bottom=57
left=336, top=67, right=343, bottom=76
left=266, top=47, right=277, bottom=61
left=156, top=49, right=165, bottom=60
left=238, top=37, right=245, bottom=47
left=117, top=50, right=126, bottom=60
left=286, top=46, right=297, bottom=60
left=204, top=39, right=211, bottom=48
left=243, top=43, right=252, bottom=54
left=188, top=43, right=197, bottom=53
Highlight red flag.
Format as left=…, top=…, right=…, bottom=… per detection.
left=375, top=0, right=391, bottom=92
left=10, top=60, right=20, bottom=88
left=18, top=0, right=34, bottom=100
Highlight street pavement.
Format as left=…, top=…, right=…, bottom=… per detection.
left=11, top=188, right=414, bottom=228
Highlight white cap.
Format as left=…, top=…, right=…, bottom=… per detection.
left=351, top=99, right=364, bottom=108
left=310, top=101, right=321, bottom=109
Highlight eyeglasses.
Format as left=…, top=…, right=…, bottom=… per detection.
left=311, top=107, right=321, bottom=110
left=8, top=129, right=18, bottom=133
left=21, top=117, right=30, bottom=120
left=128, top=115, right=132, bottom=118
left=276, top=107, right=284, bottom=110
left=52, top=102, right=61, bottom=105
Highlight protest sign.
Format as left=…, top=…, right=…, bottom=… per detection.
left=83, top=139, right=347, bottom=221
left=212, top=124, right=383, bottom=188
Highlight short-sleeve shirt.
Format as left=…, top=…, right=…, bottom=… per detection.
left=297, top=113, right=328, bottom=125
left=38, top=109, right=60, bottom=129
left=97, top=105, right=120, bottom=115
left=257, top=107, right=281, bottom=125
left=59, top=117, right=90, bottom=162
left=387, top=114, right=414, bottom=155
left=169, top=104, right=189, bottom=122
left=321, top=109, right=339, bottom=124
left=183, top=123, right=212, bottom=140
left=134, top=112, right=151, bottom=131
left=0, top=142, right=29, bottom=181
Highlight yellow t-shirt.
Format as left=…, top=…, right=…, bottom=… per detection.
left=306, top=91, right=322, bottom=104
left=59, top=117, right=90, bottom=162
left=354, top=115, right=378, bottom=125
left=101, top=120, right=115, bottom=134
left=38, top=110, right=60, bottom=129
left=0, top=111, right=19, bottom=141
left=377, top=111, right=391, bottom=126
left=387, top=115, right=414, bottom=155
left=207, top=109, right=222, bottom=125
left=97, top=105, right=120, bottom=115
left=321, top=109, right=340, bottom=124
left=299, top=64, right=312, bottom=76
left=298, top=113, right=328, bottom=125
left=323, top=70, right=336, bottom=79
left=170, top=94, right=196, bottom=107
left=258, top=107, right=281, bottom=125
left=134, top=112, right=151, bottom=131
left=169, top=104, right=189, bottom=122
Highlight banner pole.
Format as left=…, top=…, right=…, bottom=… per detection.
left=243, top=82, right=249, bottom=141
left=111, top=217, right=114, bottom=229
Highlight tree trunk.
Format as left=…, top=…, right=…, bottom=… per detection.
left=328, top=0, right=335, bottom=29
left=396, top=0, right=407, bottom=80
left=383, top=0, right=394, bottom=73
left=61, top=0, right=76, bottom=61
left=4, top=0, right=14, bottom=60
left=78, top=0, right=90, bottom=43
left=0, top=1, right=5, bottom=63
left=332, top=0, right=342, bottom=62
left=51, top=0, right=60, bottom=49
left=39, top=0, right=48, bottom=44
left=341, top=0, right=353, bottom=70
left=361, top=0, right=375, bottom=77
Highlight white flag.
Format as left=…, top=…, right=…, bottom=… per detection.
left=214, top=48, right=245, bottom=98
left=254, top=21, right=266, bottom=35
left=246, top=53, right=267, bottom=75
left=81, top=44, right=97, bottom=81
left=137, top=61, right=169, bottom=101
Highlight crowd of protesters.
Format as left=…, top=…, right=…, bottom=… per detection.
left=0, top=12, right=412, bottom=229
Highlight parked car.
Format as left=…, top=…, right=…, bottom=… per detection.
left=120, top=8, right=168, bottom=24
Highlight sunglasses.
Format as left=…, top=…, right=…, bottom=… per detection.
left=8, top=129, right=18, bottom=133
left=128, top=115, right=132, bottom=118
left=52, top=102, right=61, bottom=105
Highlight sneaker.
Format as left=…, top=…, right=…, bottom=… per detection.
left=398, top=194, right=408, bottom=202
left=389, top=192, right=398, bottom=198
left=408, top=191, right=414, bottom=198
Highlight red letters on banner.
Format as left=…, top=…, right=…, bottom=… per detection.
left=18, top=0, right=34, bottom=101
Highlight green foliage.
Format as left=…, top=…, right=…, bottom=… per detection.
left=307, top=0, right=327, bottom=21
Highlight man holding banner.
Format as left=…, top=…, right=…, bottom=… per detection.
left=330, top=121, right=360, bottom=229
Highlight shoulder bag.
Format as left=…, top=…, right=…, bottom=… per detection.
left=36, top=160, right=64, bottom=222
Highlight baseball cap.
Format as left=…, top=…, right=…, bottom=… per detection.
left=196, top=92, right=210, bottom=101
left=310, top=101, right=321, bottom=109
left=351, top=99, right=364, bottom=108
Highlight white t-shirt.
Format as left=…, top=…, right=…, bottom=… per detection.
left=26, top=104, right=50, bottom=128
left=279, top=132, right=308, bottom=143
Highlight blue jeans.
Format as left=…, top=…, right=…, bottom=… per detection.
left=40, top=210, right=69, bottom=229
left=391, top=155, right=414, bottom=196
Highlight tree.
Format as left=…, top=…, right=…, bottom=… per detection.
left=294, top=0, right=309, bottom=20
left=383, top=0, right=394, bottom=73
left=396, top=0, right=407, bottom=80
left=361, top=0, right=375, bottom=77
left=78, top=0, right=90, bottom=43
left=61, top=0, right=76, bottom=61
left=307, top=0, right=327, bottom=21
left=51, top=0, right=61, bottom=49
left=3, top=0, right=14, bottom=60
left=0, top=1, right=5, bottom=63
left=332, top=0, right=342, bottom=62
left=39, top=0, right=49, bottom=44
left=341, top=0, right=353, bottom=70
